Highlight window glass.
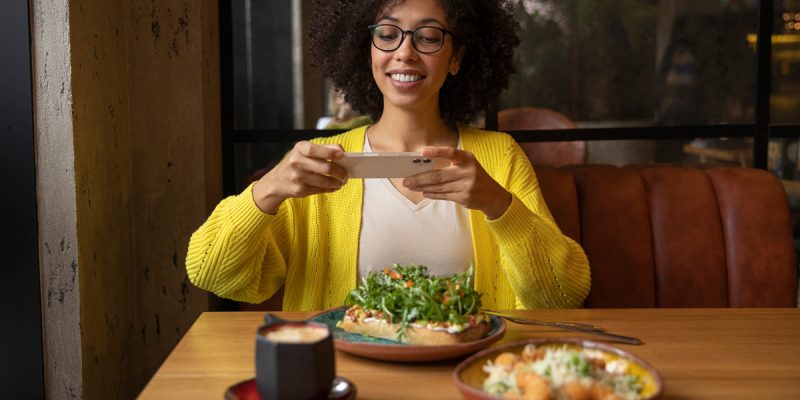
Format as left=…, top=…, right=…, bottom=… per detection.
left=768, top=138, right=800, bottom=219
left=574, top=138, right=751, bottom=166
left=773, top=0, right=800, bottom=124
left=231, top=1, right=295, bottom=130
left=769, top=136, right=800, bottom=180
left=230, top=1, right=800, bottom=130
left=501, top=0, right=758, bottom=127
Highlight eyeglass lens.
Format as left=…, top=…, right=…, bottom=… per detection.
left=371, top=25, right=445, bottom=54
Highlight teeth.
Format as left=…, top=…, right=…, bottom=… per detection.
left=391, top=73, right=422, bottom=83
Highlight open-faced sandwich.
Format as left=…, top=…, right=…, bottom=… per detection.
left=337, top=264, right=491, bottom=345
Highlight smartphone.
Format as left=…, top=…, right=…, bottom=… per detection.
left=332, top=152, right=435, bottom=178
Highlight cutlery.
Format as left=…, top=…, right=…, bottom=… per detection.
left=481, top=310, right=643, bottom=345
left=481, top=309, right=606, bottom=332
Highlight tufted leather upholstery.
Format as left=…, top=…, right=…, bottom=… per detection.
left=240, top=163, right=796, bottom=310
left=535, top=164, right=798, bottom=308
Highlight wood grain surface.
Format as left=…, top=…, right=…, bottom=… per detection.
left=139, top=308, right=800, bottom=399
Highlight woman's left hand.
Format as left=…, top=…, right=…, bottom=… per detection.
left=402, top=147, right=512, bottom=220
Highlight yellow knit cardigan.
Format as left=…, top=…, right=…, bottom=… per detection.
left=186, top=125, right=590, bottom=310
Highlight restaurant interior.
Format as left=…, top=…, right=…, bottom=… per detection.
left=2, top=0, right=800, bottom=399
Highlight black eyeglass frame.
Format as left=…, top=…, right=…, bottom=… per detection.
left=368, top=23, right=454, bottom=54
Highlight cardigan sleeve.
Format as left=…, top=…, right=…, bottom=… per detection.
left=185, top=183, right=292, bottom=303
left=485, top=140, right=591, bottom=309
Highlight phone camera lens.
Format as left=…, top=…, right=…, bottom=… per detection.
left=413, top=159, right=422, bottom=164
left=422, top=159, right=432, bottom=163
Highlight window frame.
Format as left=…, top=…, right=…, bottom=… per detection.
left=219, top=0, right=796, bottom=196
left=0, top=0, right=45, bottom=396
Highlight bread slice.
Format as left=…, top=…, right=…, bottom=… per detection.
left=339, top=310, right=491, bottom=345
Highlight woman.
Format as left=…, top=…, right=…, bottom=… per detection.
left=186, top=0, right=590, bottom=310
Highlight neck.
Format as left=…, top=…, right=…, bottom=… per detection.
left=369, top=104, right=457, bottom=152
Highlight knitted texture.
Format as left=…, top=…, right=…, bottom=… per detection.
left=186, top=126, right=591, bottom=310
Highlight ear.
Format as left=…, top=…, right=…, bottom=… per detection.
left=449, top=46, right=465, bottom=76
left=449, top=64, right=460, bottom=75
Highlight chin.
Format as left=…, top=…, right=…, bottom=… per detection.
left=382, top=93, right=438, bottom=112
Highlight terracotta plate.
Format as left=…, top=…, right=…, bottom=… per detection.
left=310, top=307, right=506, bottom=362
left=453, top=337, right=664, bottom=400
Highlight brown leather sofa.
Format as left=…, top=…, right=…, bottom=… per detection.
left=536, top=164, right=798, bottom=308
left=241, top=164, right=798, bottom=310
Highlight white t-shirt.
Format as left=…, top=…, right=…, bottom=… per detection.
left=357, top=133, right=474, bottom=280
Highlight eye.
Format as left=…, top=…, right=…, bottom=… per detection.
left=416, top=28, right=443, bottom=44
left=418, top=35, right=441, bottom=44
left=374, top=26, right=400, bottom=42
left=378, top=32, right=399, bottom=41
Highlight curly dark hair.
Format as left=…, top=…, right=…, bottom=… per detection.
left=309, top=0, right=520, bottom=125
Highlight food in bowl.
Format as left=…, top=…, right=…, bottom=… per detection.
left=337, top=264, right=491, bottom=345
left=454, top=339, right=662, bottom=400
left=484, top=343, right=644, bottom=399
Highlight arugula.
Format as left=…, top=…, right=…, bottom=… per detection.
left=344, top=263, right=483, bottom=339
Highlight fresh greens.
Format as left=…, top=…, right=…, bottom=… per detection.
left=344, top=264, right=483, bottom=338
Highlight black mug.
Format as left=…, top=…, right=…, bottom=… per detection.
left=255, top=314, right=335, bottom=400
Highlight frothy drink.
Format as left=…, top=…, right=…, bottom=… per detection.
left=263, top=324, right=329, bottom=343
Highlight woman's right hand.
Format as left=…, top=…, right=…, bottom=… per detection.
left=252, top=141, right=349, bottom=214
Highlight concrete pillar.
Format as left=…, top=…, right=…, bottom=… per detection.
left=30, top=0, right=220, bottom=398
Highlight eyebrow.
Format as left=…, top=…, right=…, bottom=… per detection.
left=377, top=16, right=447, bottom=27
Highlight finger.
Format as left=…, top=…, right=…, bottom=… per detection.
left=407, top=174, right=463, bottom=194
left=416, top=182, right=457, bottom=194
left=326, top=162, right=350, bottom=182
left=422, top=192, right=456, bottom=201
left=303, top=158, right=349, bottom=182
left=301, top=171, right=347, bottom=190
left=295, top=141, right=345, bottom=160
left=421, top=146, right=470, bottom=164
left=403, top=168, right=461, bottom=189
left=320, top=143, right=345, bottom=159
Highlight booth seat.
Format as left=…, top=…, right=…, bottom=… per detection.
left=240, top=164, right=798, bottom=310
left=536, top=164, right=797, bottom=308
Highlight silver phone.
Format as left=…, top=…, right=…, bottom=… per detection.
left=332, top=152, right=435, bottom=178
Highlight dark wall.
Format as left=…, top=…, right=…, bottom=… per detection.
left=0, top=0, right=44, bottom=397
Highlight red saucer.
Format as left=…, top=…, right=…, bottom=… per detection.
left=225, top=377, right=356, bottom=400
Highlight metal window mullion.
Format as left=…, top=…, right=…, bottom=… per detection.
left=753, top=0, right=773, bottom=170
left=228, top=125, right=756, bottom=144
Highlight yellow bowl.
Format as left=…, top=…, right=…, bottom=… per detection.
left=453, top=337, right=663, bottom=399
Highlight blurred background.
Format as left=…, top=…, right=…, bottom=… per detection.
left=4, top=0, right=799, bottom=399
left=227, top=0, right=798, bottom=190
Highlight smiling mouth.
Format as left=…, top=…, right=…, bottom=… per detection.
left=389, top=73, right=425, bottom=83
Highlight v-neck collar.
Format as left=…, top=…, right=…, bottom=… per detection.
left=377, top=177, right=432, bottom=211
left=362, top=126, right=463, bottom=209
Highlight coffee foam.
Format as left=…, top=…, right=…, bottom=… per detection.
left=264, top=325, right=329, bottom=343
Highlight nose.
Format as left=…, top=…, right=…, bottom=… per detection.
left=394, top=32, right=418, bottom=62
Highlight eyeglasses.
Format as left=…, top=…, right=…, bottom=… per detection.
left=368, top=24, right=453, bottom=54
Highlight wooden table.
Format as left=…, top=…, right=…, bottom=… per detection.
left=139, top=308, right=800, bottom=399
